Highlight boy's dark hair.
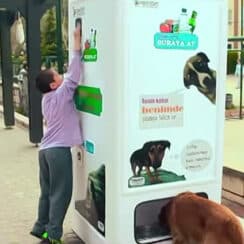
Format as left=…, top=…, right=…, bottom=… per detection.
left=36, top=69, right=54, bottom=93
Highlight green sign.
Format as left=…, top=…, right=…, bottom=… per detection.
left=74, top=85, right=102, bottom=116
left=154, top=33, right=198, bottom=50
left=128, top=169, right=185, bottom=188
left=83, top=48, right=97, bottom=62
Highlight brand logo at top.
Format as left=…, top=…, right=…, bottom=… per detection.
left=72, top=7, right=84, bottom=17
left=135, top=0, right=159, bottom=8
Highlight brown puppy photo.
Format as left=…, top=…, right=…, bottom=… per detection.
left=130, top=140, right=170, bottom=183
left=159, top=192, right=244, bottom=244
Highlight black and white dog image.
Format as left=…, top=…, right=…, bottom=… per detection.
left=183, top=52, right=216, bottom=104
left=130, top=140, right=170, bottom=183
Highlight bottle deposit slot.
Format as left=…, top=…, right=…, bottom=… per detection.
left=134, top=192, right=208, bottom=244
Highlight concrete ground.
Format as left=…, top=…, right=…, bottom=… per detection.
left=0, top=114, right=83, bottom=244
left=224, top=74, right=244, bottom=172
left=224, top=119, right=244, bottom=172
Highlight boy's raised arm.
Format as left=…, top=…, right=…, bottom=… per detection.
left=60, top=26, right=83, bottom=94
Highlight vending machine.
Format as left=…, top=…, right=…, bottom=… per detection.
left=68, top=0, right=228, bottom=243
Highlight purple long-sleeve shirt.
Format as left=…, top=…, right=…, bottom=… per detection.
left=40, top=51, right=83, bottom=150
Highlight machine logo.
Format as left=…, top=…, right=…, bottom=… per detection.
left=72, top=6, right=84, bottom=18
left=84, top=28, right=98, bottom=62
left=134, top=0, right=159, bottom=8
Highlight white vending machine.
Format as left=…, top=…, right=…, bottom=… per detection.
left=69, top=0, right=227, bottom=243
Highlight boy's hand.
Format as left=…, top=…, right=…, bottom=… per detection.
left=74, top=26, right=82, bottom=51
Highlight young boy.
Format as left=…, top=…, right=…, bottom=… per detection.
left=30, top=26, right=83, bottom=244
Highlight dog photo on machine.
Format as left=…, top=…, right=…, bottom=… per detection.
left=130, top=140, right=171, bottom=183
left=128, top=140, right=186, bottom=188
left=158, top=191, right=244, bottom=244
left=183, top=52, right=216, bottom=104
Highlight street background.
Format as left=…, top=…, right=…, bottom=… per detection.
left=0, top=74, right=243, bottom=243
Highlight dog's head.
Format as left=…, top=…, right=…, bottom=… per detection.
left=183, top=52, right=216, bottom=104
left=143, top=140, right=170, bottom=169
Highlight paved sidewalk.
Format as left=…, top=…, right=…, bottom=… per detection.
left=0, top=114, right=83, bottom=244
left=224, top=119, right=244, bottom=172
left=224, top=75, right=244, bottom=172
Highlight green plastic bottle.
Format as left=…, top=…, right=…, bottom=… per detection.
left=188, top=10, right=197, bottom=33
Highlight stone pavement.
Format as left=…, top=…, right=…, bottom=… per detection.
left=224, top=75, right=244, bottom=172
left=0, top=113, right=84, bottom=244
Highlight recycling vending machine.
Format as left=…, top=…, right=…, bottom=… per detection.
left=69, top=0, right=228, bottom=243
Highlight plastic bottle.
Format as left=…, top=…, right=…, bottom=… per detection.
left=172, top=20, right=179, bottom=33
left=90, top=28, right=94, bottom=48
left=188, top=10, right=197, bottom=33
left=93, top=30, right=97, bottom=48
left=179, top=8, right=189, bottom=33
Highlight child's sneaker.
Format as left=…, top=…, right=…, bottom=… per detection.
left=30, top=230, right=48, bottom=240
left=48, top=238, right=64, bottom=244
left=42, top=232, right=49, bottom=239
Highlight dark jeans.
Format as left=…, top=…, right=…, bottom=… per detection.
left=32, top=147, right=73, bottom=239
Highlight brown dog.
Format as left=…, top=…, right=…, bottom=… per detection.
left=159, top=192, right=244, bottom=244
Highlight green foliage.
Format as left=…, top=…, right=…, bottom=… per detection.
left=40, top=4, right=68, bottom=70
left=240, top=51, right=244, bottom=65
left=227, top=51, right=238, bottom=74
left=41, top=8, right=57, bottom=57
left=12, top=53, right=27, bottom=75
left=12, top=54, right=26, bottom=65
left=15, top=106, right=27, bottom=116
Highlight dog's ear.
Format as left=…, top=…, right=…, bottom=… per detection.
left=142, top=141, right=153, bottom=151
left=197, top=52, right=209, bottom=63
left=158, top=140, right=171, bottom=150
left=183, top=56, right=200, bottom=88
left=165, top=141, right=170, bottom=150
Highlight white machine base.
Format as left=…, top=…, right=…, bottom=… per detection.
left=72, top=209, right=106, bottom=244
